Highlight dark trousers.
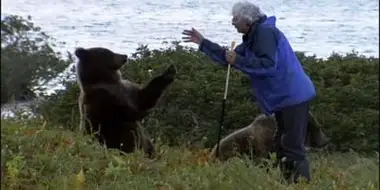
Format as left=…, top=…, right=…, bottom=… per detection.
left=272, top=100, right=311, bottom=183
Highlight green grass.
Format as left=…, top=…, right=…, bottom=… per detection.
left=1, top=120, right=378, bottom=190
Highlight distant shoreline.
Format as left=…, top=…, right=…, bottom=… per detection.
left=1, top=99, right=42, bottom=119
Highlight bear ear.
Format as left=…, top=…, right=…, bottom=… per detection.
left=74, top=48, right=88, bottom=59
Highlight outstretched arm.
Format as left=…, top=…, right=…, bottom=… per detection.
left=182, top=27, right=243, bottom=69
left=199, top=39, right=229, bottom=65
left=198, top=39, right=245, bottom=68
left=137, top=65, right=176, bottom=111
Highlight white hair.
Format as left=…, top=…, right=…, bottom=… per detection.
left=231, top=1, right=264, bottom=24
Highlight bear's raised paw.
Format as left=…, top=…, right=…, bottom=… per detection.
left=161, top=64, right=176, bottom=80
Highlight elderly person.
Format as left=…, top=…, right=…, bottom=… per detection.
left=182, top=1, right=322, bottom=184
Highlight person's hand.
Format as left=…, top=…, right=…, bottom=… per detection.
left=225, top=50, right=237, bottom=65
left=182, top=28, right=204, bottom=45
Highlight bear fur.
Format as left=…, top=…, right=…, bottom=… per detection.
left=209, top=111, right=329, bottom=161
left=74, top=47, right=176, bottom=158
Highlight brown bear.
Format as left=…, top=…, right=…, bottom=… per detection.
left=74, top=47, right=176, bottom=158
left=209, top=111, right=329, bottom=161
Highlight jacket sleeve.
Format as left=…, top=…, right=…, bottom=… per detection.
left=198, top=38, right=229, bottom=65
left=234, top=26, right=278, bottom=76
left=198, top=38, right=244, bottom=68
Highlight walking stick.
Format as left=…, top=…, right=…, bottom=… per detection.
left=215, top=40, right=236, bottom=158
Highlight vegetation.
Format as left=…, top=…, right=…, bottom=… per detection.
left=1, top=121, right=378, bottom=190
left=1, top=14, right=379, bottom=189
left=1, top=15, right=73, bottom=105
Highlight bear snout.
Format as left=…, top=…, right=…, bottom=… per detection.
left=114, top=54, right=129, bottom=67
left=121, top=54, right=129, bottom=65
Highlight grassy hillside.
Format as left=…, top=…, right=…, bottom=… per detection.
left=1, top=120, right=378, bottom=190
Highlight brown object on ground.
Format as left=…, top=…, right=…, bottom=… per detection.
left=209, top=111, right=329, bottom=161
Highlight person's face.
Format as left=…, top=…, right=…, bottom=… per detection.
left=232, top=16, right=251, bottom=34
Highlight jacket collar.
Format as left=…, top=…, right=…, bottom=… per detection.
left=242, top=15, right=267, bottom=42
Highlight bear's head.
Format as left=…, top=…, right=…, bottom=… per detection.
left=74, top=47, right=129, bottom=84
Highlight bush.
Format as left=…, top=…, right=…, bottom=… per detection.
left=1, top=15, right=73, bottom=104
left=39, top=43, right=379, bottom=153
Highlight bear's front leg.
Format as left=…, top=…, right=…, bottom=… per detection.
left=138, top=64, right=176, bottom=110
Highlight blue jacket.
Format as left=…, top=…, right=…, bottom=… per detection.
left=199, top=15, right=316, bottom=115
